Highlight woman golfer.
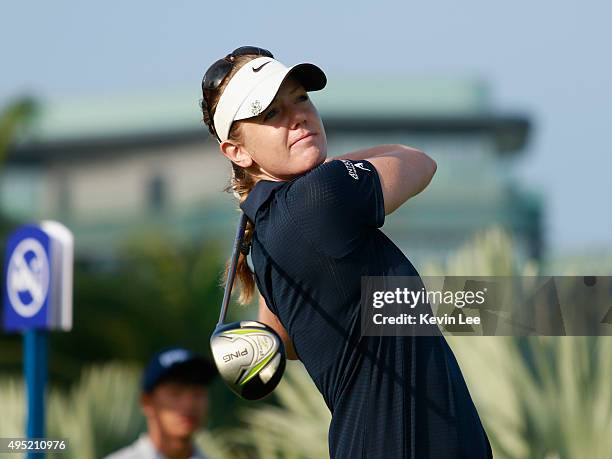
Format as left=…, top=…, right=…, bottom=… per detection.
left=200, top=46, right=492, bottom=458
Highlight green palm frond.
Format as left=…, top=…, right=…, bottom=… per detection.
left=421, top=226, right=538, bottom=277
left=433, top=227, right=612, bottom=458
left=0, top=378, right=25, bottom=437
left=212, top=362, right=331, bottom=459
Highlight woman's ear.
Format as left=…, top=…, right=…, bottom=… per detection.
left=220, top=140, right=254, bottom=169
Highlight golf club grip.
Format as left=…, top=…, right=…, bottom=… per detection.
left=217, top=212, right=249, bottom=325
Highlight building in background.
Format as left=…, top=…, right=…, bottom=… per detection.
left=3, top=77, right=541, bottom=266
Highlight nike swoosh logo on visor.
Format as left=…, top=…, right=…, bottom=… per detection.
left=252, top=61, right=271, bottom=72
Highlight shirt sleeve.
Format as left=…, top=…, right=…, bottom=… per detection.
left=285, top=159, right=385, bottom=258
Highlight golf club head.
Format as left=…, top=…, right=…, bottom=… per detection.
left=211, top=320, right=286, bottom=400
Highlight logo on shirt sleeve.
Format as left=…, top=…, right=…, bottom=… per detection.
left=354, top=162, right=371, bottom=172
left=340, top=160, right=359, bottom=180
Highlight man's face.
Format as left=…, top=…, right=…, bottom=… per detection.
left=142, top=382, right=208, bottom=439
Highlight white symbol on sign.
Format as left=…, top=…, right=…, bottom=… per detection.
left=7, top=238, right=50, bottom=318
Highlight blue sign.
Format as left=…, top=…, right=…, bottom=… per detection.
left=2, top=221, right=73, bottom=450
left=3, top=226, right=52, bottom=331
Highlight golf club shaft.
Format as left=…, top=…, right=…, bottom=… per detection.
left=217, top=212, right=248, bottom=325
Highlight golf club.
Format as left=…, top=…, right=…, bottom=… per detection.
left=210, top=213, right=286, bottom=400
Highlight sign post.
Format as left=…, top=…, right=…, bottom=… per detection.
left=3, top=221, right=73, bottom=458
left=24, top=330, right=47, bottom=439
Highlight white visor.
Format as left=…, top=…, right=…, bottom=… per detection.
left=212, top=57, right=326, bottom=142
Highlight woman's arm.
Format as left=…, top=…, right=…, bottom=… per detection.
left=329, top=144, right=436, bottom=215
left=368, top=145, right=437, bottom=215
left=328, top=144, right=415, bottom=162
left=258, top=294, right=298, bottom=360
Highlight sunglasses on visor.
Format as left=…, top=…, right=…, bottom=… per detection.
left=202, top=46, right=274, bottom=94
left=201, top=46, right=274, bottom=141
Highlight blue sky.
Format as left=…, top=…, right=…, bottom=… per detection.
left=2, top=0, right=610, bottom=254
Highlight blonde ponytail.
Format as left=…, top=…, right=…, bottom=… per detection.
left=200, top=53, right=262, bottom=305
left=223, top=162, right=257, bottom=305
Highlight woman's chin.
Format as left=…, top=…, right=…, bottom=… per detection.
left=273, top=147, right=326, bottom=179
left=302, top=154, right=326, bottom=174
left=296, top=145, right=325, bottom=167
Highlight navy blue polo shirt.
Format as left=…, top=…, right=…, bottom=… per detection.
left=240, top=159, right=492, bottom=459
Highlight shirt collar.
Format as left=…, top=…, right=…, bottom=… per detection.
left=136, top=434, right=208, bottom=459
left=239, top=180, right=286, bottom=221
